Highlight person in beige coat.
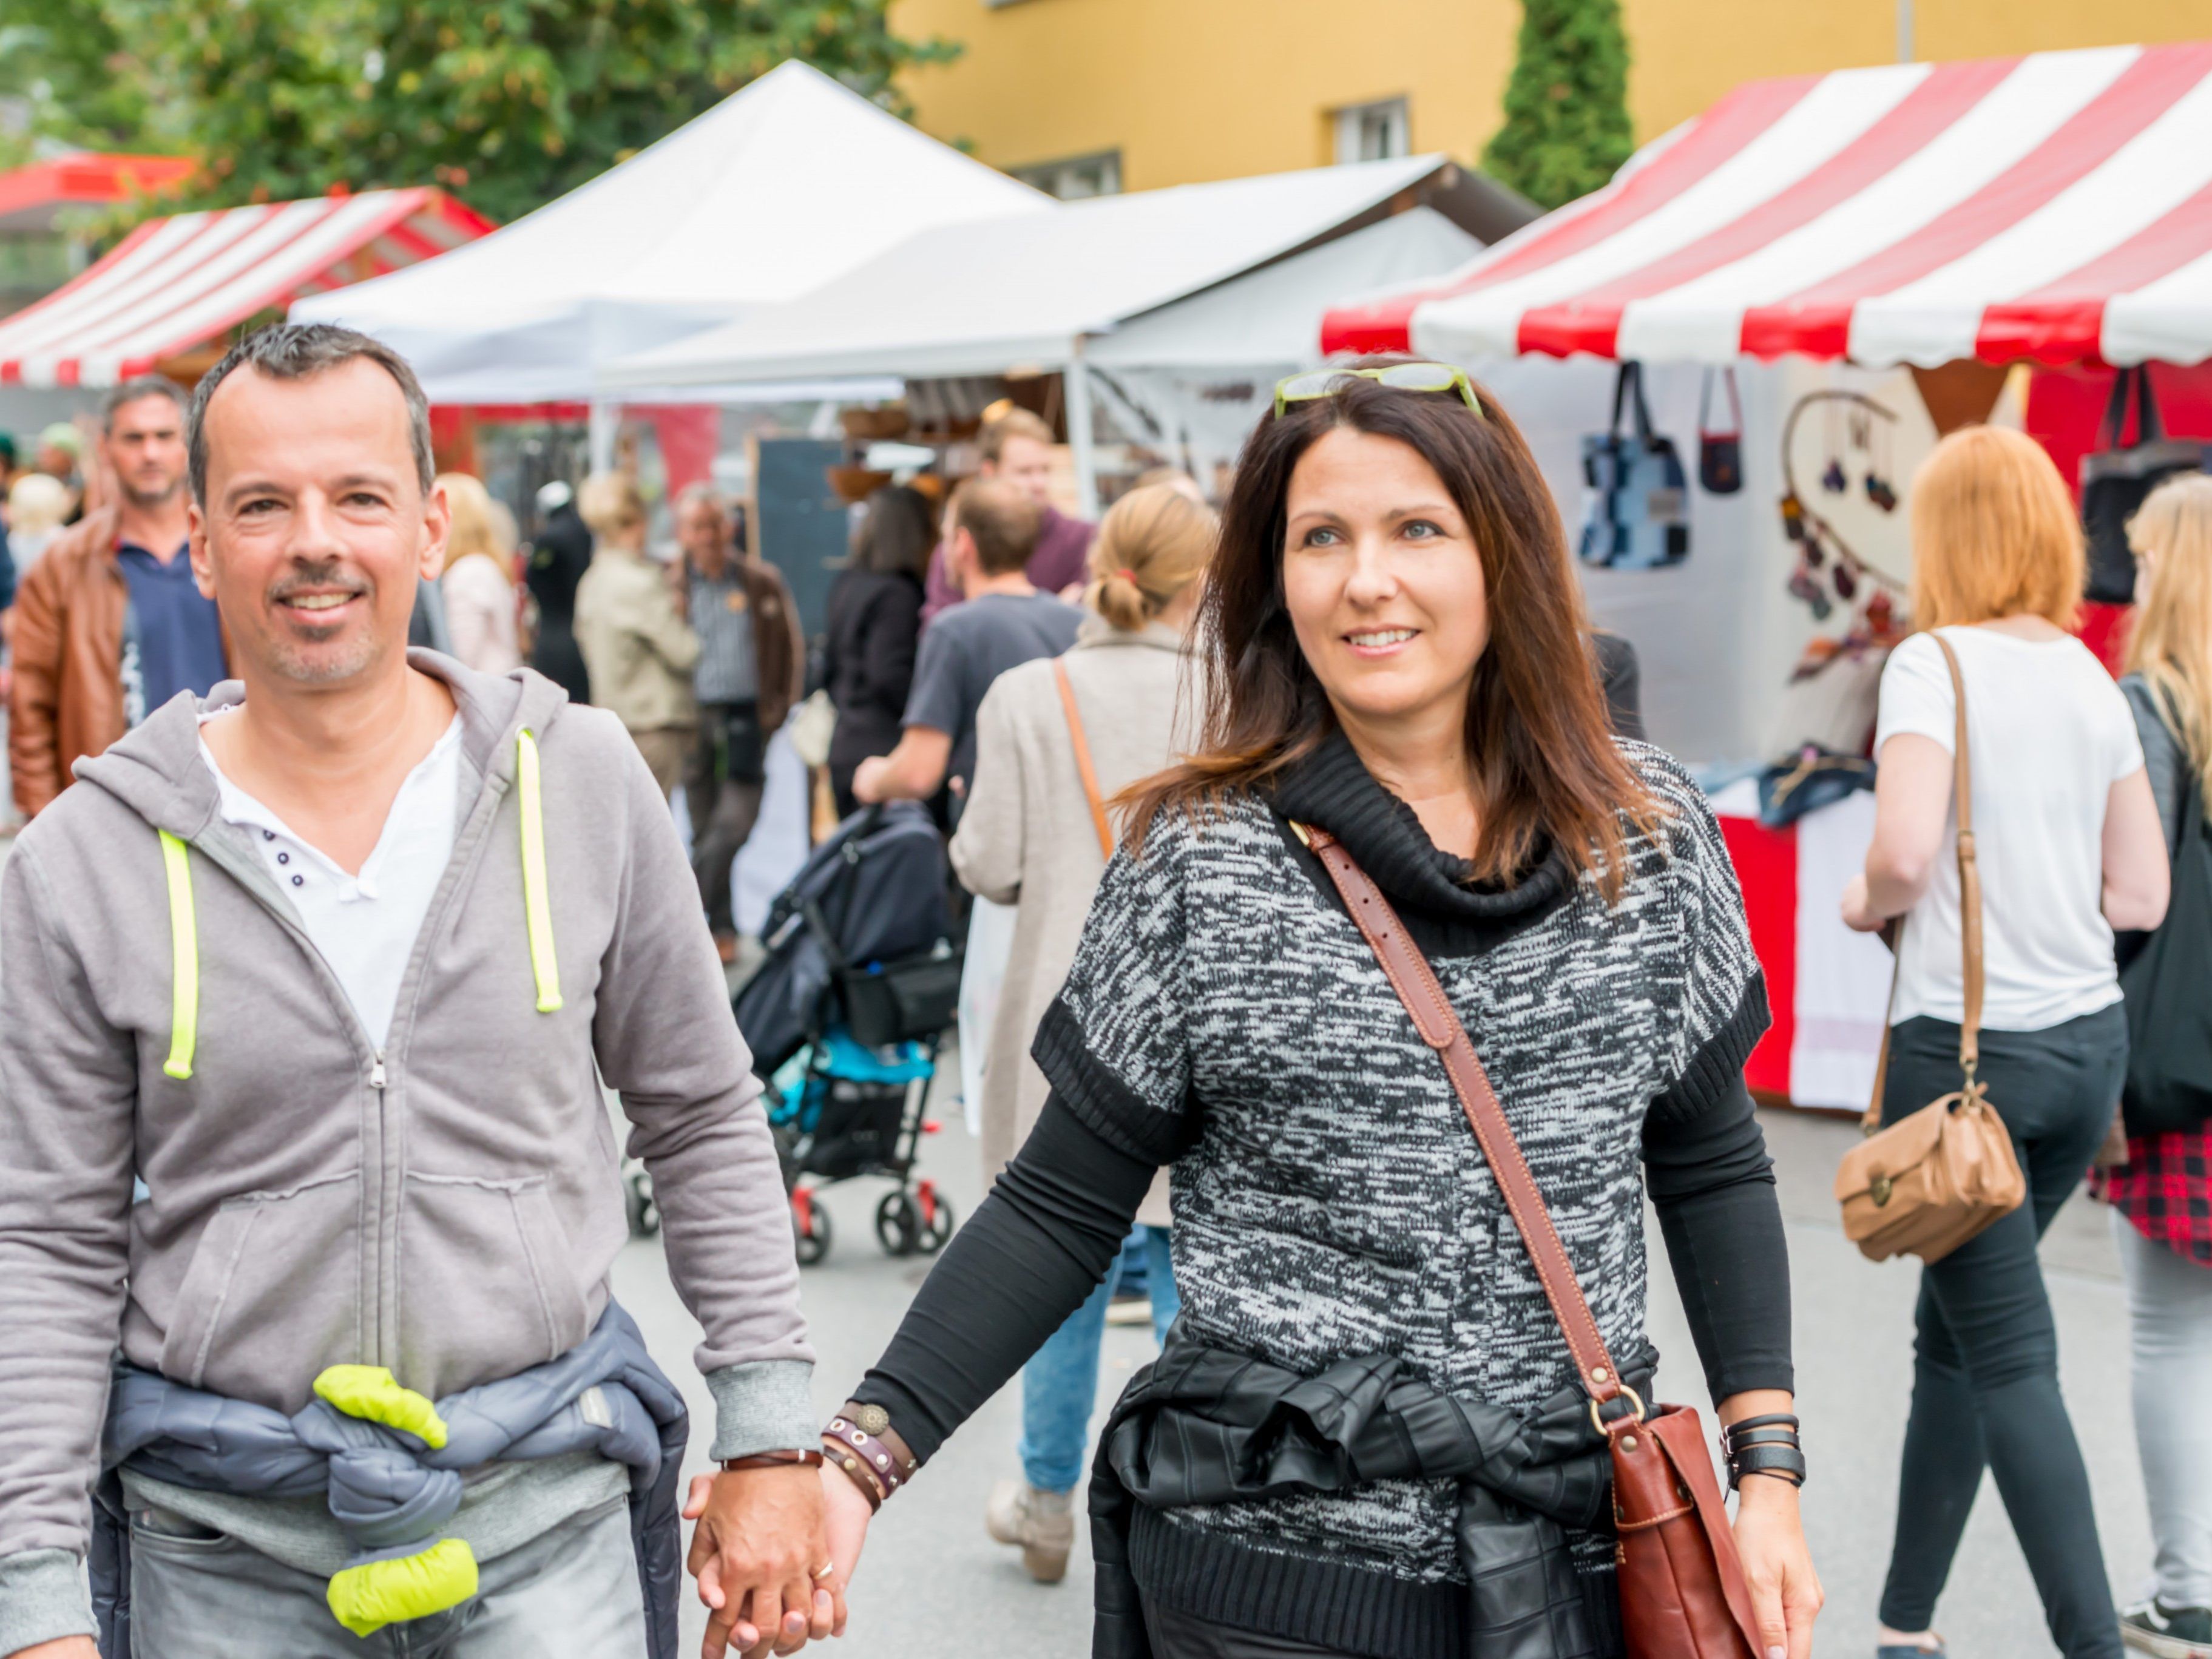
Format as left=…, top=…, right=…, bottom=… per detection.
left=947, top=481, right=1214, bottom=1584
left=573, top=471, right=698, bottom=797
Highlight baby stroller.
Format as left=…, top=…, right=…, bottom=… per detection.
left=731, top=803, right=964, bottom=1265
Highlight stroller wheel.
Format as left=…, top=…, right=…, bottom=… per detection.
left=793, top=1189, right=833, bottom=1266
left=915, top=1189, right=956, bottom=1256
left=874, top=1191, right=921, bottom=1257
left=624, top=1166, right=660, bottom=1238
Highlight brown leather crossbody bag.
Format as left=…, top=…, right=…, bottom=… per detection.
left=1833, top=632, right=2024, bottom=1263
left=1298, top=823, right=1765, bottom=1659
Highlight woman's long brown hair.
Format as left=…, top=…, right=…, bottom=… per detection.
left=1126, top=368, right=1656, bottom=897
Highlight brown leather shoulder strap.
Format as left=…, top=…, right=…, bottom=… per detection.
left=1928, top=632, right=1983, bottom=1078
left=1297, top=822, right=1626, bottom=1408
left=1054, top=657, right=1115, bottom=862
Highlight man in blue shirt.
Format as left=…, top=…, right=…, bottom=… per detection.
left=10, top=376, right=226, bottom=817
left=107, top=377, right=225, bottom=715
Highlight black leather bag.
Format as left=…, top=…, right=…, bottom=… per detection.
left=1697, top=368, right=1743, bottom=495
left=2121, top=766, right=2212, bottom=1136
left=2082, top=368, right=2210, bottom=604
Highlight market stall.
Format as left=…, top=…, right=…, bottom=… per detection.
left=600, top=153, right=1532, bottom=516
left=290, top=61, right=1046, bottom=405
left=0, top=186, right=490, bottom=390
left=1321, top=39, right=2212, bottom=1107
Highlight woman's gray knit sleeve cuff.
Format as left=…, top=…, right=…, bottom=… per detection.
left=1650, top=975, right=1770, bottom=1127
left=0, top=1548, right=96, bottom=1656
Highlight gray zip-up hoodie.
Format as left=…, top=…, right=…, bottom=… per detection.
left=0, top=652, right=814, bottom=1647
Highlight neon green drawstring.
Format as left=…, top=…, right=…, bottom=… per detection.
left=158, top=830, right=197, bottom=1080
left=156, top=727, right=561, bottom=1078
left=515, top=729, right=563, bottom=1013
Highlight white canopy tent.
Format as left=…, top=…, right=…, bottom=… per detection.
left=1085, top=206, right=1483, bottom=490
left=289, top=61, right=1047, bottom=403
left=601, top=154, right=1465, bottom=511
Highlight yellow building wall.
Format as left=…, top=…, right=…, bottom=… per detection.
left=891, top=0, right=2212, bottom=192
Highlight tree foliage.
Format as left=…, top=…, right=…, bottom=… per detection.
left=0, top=0, right=957, bottom=225
left=1481, top=0, right=1633, bottom=211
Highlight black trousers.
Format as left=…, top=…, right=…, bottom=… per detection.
left=1876, top=1002, right=2126, bottom=1657
left=685, top=700, right=765, bottom=936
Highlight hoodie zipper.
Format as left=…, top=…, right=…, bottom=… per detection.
left=370, top=1053, right=387, bottom=1090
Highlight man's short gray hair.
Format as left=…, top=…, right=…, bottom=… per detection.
left=188, top=323, right=433, bottom=505
left=100, top=374, right=187, bottom=433
left=674, top=482, right=727, bottom=518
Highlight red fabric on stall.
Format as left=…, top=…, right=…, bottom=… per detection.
left=627, top=405, right=719, bottom=498
left=1718, top=814, right=1797, bottom=1102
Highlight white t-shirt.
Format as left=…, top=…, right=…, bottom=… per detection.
left=198, top=715, right=464, bottom=1047
left=1874, top=626, right=2143, bottom=1030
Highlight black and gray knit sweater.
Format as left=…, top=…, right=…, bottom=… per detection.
left=858, top=732, right=1784, bottom=1658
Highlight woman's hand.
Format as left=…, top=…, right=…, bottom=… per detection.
left=1731, top=1475, right=1822, bottom=1659
left=1839, top=872, right=1883, bottom=933
left=817, top=1461, right=876, bottom=1629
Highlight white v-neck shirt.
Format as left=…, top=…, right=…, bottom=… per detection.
left=198, top=715, right=465, bottom=1047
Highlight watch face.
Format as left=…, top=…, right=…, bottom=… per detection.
left=856, top=1405, right=890, bottom=1436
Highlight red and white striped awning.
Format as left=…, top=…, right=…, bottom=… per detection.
left=1322, top=42, right=2212, bottom=369
left=0, top=188, right=491, bottom=388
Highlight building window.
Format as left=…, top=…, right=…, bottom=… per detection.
left=1012, top=149, right=1123, bottom=200
left=1333, top=98, right=1410, bottom=166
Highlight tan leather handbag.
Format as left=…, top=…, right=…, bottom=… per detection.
left=1300, top=823, right=1766, bottom=1659
left=1834, top=632, right=2025, bottom=1263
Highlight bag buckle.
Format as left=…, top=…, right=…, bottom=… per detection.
left=1591, top=1384, right=1648, bottom=1436
left=1870, top=1174, right=1893, bottom=1207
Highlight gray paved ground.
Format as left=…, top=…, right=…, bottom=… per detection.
left=621, top=1055, right=2157, bottom=1659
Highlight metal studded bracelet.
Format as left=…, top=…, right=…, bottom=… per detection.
left=823, top=1403, right=918, bottom=1510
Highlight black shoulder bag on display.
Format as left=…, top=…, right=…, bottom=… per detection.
left=2120, top=762, right=2212, bottom=1136
left=2081, top=367, right=2211, bottom=604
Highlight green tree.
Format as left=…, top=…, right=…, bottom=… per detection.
left=1481, top=0, right=1634, bottom=211
left=0, top=0, right=956, bottom=226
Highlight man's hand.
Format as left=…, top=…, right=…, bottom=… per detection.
left=1839, top=872, right=1883, bottom=934
left=851, top=755, right=891, bottom=806
left=683, top=1463, right=833, bottom=1659
left=10, top=1638, right=100, bottom=1659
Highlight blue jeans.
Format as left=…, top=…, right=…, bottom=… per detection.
left=1020, top=1225, right=1179, bottom=1494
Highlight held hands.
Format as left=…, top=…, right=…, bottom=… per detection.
left=1730, top=1475, right=1822, bottom=1659
left=8, top=1640, right=100, bottom=1659
left=683, top=1463, right=839, bottom=1659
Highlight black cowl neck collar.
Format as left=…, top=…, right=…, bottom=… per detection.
left=1267, top=728, right=1572, bottom=955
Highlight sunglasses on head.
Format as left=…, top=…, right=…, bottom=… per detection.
left=1273, top=362, right=1485, bottom=419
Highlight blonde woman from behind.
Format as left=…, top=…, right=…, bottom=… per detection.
left=2097, top=471, right=2212, bottom=1658
left=947, top=482, right=1213, bottom=1583
left=573, top=471, right=698, bottom=798
left=1841, top=426, right=2168, bottom=1659
left=436, top=473, right=522, bottom=675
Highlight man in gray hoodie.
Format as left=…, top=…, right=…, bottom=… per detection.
left=0, top=325, right=834, bottom=1659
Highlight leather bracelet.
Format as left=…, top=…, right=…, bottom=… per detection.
left=821, top=1440, right=885, bottom=1511
left=824, top=1405, right=917, bottom=1507
left=1730, top=1443, right=1808, bottom=1489
left=720, top=1448, right=825, bottom=1473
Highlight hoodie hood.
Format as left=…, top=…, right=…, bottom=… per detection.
left=73, top=650, right=571, bottom=839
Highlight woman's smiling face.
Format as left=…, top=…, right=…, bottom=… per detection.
left=1280, top=424, right=1489, bottom=737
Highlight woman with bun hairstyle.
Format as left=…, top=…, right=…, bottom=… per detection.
left=946, top=482, right=1214, bottom=1584
left=801, top=368, right=1819, bottom=1659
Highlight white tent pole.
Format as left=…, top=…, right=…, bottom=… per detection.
left=1066, top=336, right=1101, bottom=522
left=588, top=398, right=620, bottom=473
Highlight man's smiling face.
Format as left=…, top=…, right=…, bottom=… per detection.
left=189, top=357, right=447, bottom=688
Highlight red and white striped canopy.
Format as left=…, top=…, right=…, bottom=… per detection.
left=1322, top=42, right=2212, bottom=369
left=0, top=188, right=490, bottom=388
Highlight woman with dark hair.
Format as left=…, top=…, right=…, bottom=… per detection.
left=824, top=484, right=932, bottom=816
left=793, top=368, right=1821, bottom=1659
